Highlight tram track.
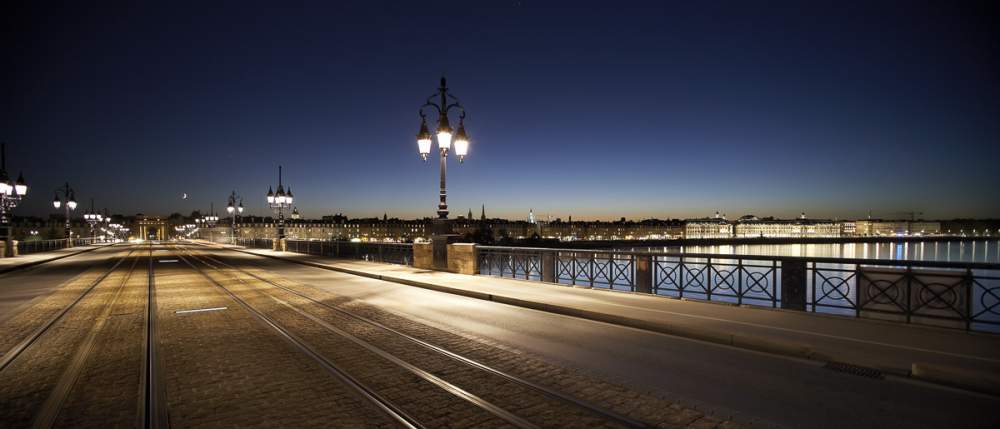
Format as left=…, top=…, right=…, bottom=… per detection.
left=177, top=244, right=649, bottom=429
left=0, top=248, right=137, bottom=373
left=0, top=244, right=171, bottom=428
left=31, top=249, right=143, bottom=428
left=171, top=246, right=423, bottom=428
left=141, top=242, right=170, bottom=428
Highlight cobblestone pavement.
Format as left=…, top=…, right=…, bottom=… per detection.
left=194, top=247, right=744, bottom=429
left=0, top=248, right=139, bottom=427
left=156, top=246, right=396, bottom=428
left=0, top=247, right=133, bottom=355
left=52, top=250, right=149, bottom=428
left=0, top=243, right=745, bottom=428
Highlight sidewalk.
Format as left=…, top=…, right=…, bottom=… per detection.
left=0, top=245, right=110, bottom=274
left=225, top=245, right=1000, bottom=393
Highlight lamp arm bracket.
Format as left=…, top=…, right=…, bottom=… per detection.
left=419, top=102, right=441, bottom=115
left=444, top=103, right=465, bottom=116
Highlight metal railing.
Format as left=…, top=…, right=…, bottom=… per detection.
left=15, top=237, right=104, bottom=255
left=477, top=246, right=1000, bottom=332
left=233, top=238, right=274, bottom=250
left=233, top=238, right=413, bottom=266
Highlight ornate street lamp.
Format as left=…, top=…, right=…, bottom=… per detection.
left=102, top=208, right=111, bottom=242
left=53, top=182, right=77, bottom=245
left=226, top=191, right=244, bottom=244
left=201, top=203, right=219, bottom=242
left=415, top=76, right=471, bottom=269
left=0, top=143, right=28, bottom=257
left=266, top=166, right=293, bottom=250
left=82, top=198, right=103, bottom=243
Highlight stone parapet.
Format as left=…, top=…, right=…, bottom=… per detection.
left=413, top=243, right=433, bottom=270
left=447, top=243, right=478, bottom=274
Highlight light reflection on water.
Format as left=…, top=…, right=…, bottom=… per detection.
left=635, top=240, right=1000, bottom=263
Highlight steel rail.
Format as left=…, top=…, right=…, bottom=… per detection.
left=141, top=242, right=170, bottom=429
left=178, top=247, right=538, bottom=429
left=171, top=247, right=423, bottom=429
left=197, top=250, right=649, bottom=429
left=32, top=251, right=142, bottom=428
left=0, top=248, right=136, bottom=373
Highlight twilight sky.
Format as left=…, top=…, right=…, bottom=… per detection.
left=4, top=1, right=998, bottom=221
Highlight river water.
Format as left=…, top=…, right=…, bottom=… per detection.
left=633, top=239, right=1000, bottom=263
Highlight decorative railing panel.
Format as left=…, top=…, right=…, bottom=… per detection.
left=652, top=256, right=779, bottom=306
left=478, top=247, right=542, bottom=280
left=556, top=251, right=636, bottom=290
left=476, top=246, right=1000, bottom=332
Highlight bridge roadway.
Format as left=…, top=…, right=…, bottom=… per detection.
left=0, top=244, right=997, bottom=428
left=0, top=243, right=731, bottom=428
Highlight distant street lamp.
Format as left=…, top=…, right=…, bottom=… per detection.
left=202, top=203, right=219, bottom=242
left=83, top=198, right=103, bottom=243
left=266, top=166, right=293, bottom=250
left=226, top=190, right=244, bottom=244
left=53, top=182, right=77, bottom=244
left=102, top=208, right=111, bottom=242
left=415, top=76, right=470, bottom=269
left=0, top=143, right=28, bottom=257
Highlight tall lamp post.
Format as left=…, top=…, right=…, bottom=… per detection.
left=0, top=143, right=28, bottom=257
left=266, top=166, right=293, bottom=251
left=226, top=191, right=244, bottom=244
left=52, top=182, right=77, bottom=246
left=415, top=76, right=471, bottom=269
left=83, top=198, right=103, bottom=243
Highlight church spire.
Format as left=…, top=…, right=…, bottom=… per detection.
left=481, top=204, right=486, bottom=221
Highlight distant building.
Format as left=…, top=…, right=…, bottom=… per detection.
left=840, top=221, right=857, bottom=236
left=854, top=220, right=941, bottom=236
left=683, top=213, right=733, bottom=239
left=734, top=217, right=840, bottom=238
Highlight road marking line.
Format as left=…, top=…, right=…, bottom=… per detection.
left=175, top=307, right=227, bottom=314
left=158, top=259, right=178, bottom=263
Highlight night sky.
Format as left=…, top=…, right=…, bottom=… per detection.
left=5, top=1, right=998, bottom=221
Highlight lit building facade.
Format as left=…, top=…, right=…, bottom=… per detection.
left=734, top=219, right=841, bottom=238
left=854, top=220, right=941, bottom=236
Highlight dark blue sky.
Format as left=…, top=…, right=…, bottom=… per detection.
left=5, top=1, right=998, bottom=220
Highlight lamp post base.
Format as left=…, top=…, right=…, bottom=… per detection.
left=273, top=238, right=287, bottom=252
left=430, top=219, right=457, bottom=271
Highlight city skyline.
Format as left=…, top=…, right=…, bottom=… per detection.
left=5, top=1, right=999, bottom=220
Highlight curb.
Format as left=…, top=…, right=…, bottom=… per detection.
left=222, top=245, right=829, bottom=363
left=0, top=244, right=113, bottom=275
left=910, top=363, right=1000, bottom=396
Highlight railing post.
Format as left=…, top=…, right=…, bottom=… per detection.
left=635, top=254, right=653, bottom=294
left=706, top=257, right=713, bottom=300
left=780, top=258, right=807, bottom=311
left=541, top=250, right=556, bottom=283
